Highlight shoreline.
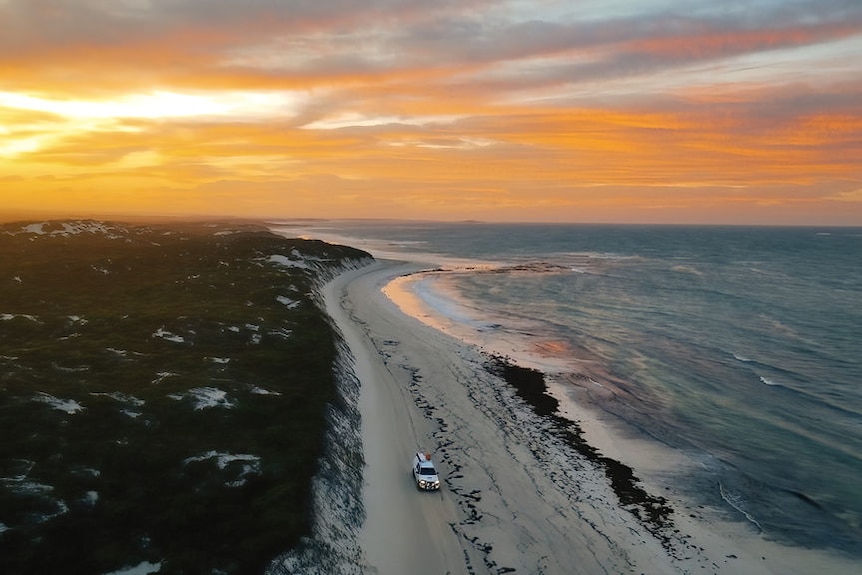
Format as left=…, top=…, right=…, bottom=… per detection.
left=265, top=222, right=860, bottom=573
left=356, top=259, right=858, bottom=574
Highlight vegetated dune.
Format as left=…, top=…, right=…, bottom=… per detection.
left=0, top=219, right=371, bottom=575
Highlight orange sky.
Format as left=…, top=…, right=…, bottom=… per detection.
left=2, top=0, right=861, bottom=225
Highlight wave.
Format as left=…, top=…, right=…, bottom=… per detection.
left=759, top=376, right=785, bottom=387
left=671, top=264, right=703, bottom=277
left=718, top=481, right=764, bottom=532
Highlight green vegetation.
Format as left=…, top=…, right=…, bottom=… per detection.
left=0, top=220, right=370, bottom=575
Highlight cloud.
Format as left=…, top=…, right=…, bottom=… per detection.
left=1, top=0, right=860, bottom=223
left=830, top=188, right=862, bottom=202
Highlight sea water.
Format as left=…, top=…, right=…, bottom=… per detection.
left=276, top=221, right=862, bottom=557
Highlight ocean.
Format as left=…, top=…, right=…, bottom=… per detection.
left=275, top=220, right=862, bottom=557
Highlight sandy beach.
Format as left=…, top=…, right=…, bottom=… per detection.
left=319, top=257, right=858, bottom=575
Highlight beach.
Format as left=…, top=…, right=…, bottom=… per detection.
left=320, top=256, right=859, bottom=575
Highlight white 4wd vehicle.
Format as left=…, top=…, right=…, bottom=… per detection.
left=412, top=452, right=441, bottom=491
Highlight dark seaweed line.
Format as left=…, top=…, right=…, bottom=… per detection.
left=484, top=355, right=676, bottom=546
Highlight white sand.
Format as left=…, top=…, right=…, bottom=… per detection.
left=323, top=259, right=859, bottom=575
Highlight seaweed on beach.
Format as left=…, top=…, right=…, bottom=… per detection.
left=0, top=220, right=371, bottom=575
left=485, top=355, right=674, bottom=541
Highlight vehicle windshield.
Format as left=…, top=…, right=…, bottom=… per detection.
left=419, top=466, right=436, bottom=476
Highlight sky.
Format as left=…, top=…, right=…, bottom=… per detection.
left=2, top=0, right=861, bottom=225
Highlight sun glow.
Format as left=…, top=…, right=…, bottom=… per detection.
left=0, top=89, right=308, bottom=159
left=0, top=90, right=303, bottom=121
